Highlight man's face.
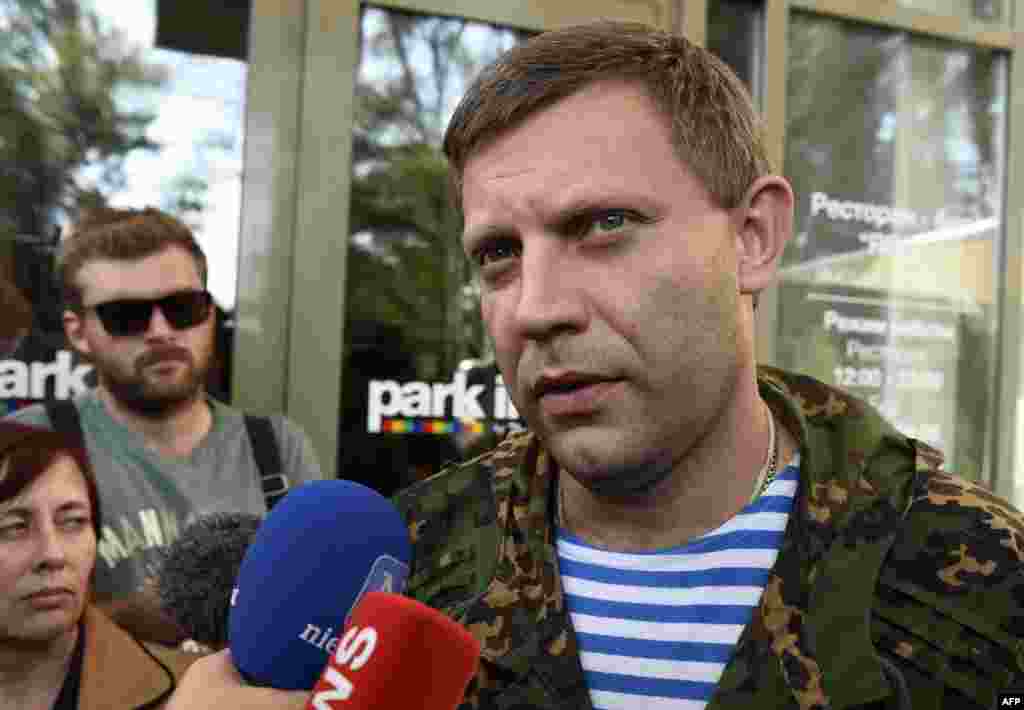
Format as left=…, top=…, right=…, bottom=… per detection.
left=461, top=81, right=745, bottom=494
left=0, top=454, right=96, bottom=644
left=65, top=245, right=215, bottom=417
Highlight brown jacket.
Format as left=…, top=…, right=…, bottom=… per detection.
left=78, top=606, right=200, bottom=710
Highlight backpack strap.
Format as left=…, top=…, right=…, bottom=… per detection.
left=45, top=399, right=84, bottom=439
left=243, top=415, right=289, bottom=511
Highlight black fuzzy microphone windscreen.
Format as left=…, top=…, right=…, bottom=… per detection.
left=155, top=511, right=262, bottom=649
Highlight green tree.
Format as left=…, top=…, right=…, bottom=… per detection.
left=0, top=0, right=165, bottom=242
left=346, top=8, right=528, bottom=381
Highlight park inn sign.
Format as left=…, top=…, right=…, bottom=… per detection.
left=0, top=351, right=93, bottom=400
left=366, top=370, right=521, bottom=434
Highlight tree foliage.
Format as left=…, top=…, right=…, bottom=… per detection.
left=345, top=8, right=527, bottom=381
left=0, top=0, right=165, bottom=241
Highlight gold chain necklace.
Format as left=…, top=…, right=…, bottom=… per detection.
left=749, top=406, right=778, bottom=504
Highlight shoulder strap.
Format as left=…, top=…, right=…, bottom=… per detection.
left=243, top=415, right=289, bottom=511
left=45, top=399, right=84, bottom=439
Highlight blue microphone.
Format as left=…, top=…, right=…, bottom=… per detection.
left=228, top=480, right=412, bottom=690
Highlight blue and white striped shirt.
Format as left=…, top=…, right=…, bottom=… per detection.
left=557, top=459, right=800, bottom=710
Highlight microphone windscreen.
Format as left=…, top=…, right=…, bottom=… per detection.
left=156, top=512, right=262, bottom=648
left=229, top=480, right=412, bottom=690
left=306, top=591, right=481, bottom=710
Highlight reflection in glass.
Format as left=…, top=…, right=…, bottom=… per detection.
left=340, top=6, right=531, bottom=495
left=707, top=0, right=762, bottom=98
left=0, top=0, right=246, bottom=410
left=778, top=13, right=1005, bottom=481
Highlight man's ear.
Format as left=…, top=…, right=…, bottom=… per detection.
left=63, top=309, right=92, bottom=357
left=734, top=175, right=795, bottom=295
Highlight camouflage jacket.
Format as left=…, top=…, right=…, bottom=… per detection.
left=393, top=366, right=1024, bottom=709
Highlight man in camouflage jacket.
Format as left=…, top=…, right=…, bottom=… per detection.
left=160, top=21, right=1024, bottom=710
left=395, top=366, right=1024, bottom=709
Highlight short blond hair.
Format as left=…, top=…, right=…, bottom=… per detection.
left=443, top=21, right=770, bottom=213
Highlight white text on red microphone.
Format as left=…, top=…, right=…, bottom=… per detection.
left=309, top=626, right=378, bottom=709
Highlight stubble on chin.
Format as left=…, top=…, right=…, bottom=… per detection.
left=539, top=419, right=677, bottom=501
left=87, top=325, right=216, bottom=416
left=99, top=357, right=209, bottom=418
left=558, top=449, right=677, bottom=501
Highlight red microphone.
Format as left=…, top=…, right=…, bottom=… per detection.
left=306, top=591, right=481, bottom=709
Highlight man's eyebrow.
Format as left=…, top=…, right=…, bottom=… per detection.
left=553, top=193, right=660, bottom=217
left=462, top=223, right=519, bottom=249
left=544, top=200, right=609, bottom=231
left=462, top=193, right=661, bottom=246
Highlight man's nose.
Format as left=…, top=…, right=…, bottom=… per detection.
left=145, top=304, right=176, bottom=336
left=512, top=241, right=588, bottom=341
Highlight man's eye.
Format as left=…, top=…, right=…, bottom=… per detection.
left=572, top=209, right=640, bottom=239
left=61, top=517, right=90, bottom=531
left=473, top=239, right=520, bottom=268
left=593, top=211, right=627, bottom=233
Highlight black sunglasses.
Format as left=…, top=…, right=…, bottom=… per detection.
left=86, top=290, right=213, bottom=337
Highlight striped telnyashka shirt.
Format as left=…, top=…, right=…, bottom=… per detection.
left=557, top=459, right=800, bottom=710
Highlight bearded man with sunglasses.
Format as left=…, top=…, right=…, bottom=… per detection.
left=4, top=207, right=323, bottom=645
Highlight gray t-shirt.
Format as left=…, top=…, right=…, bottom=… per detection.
left=5, top=390, right=323, bottom=598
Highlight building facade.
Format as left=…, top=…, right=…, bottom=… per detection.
left=3, top=0, right=1022, bottom=503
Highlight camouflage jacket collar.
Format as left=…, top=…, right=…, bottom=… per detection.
left=457, top=366, right=938, bottom=709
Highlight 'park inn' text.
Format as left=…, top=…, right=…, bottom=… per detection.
left=367, top=371, right=520, bottom=433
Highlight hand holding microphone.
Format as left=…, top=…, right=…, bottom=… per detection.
left=164, top=480, right=482, bottom=710
left=307, top=592, right=481, bottom=710
left=165, top=650, right=309, bottom=710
